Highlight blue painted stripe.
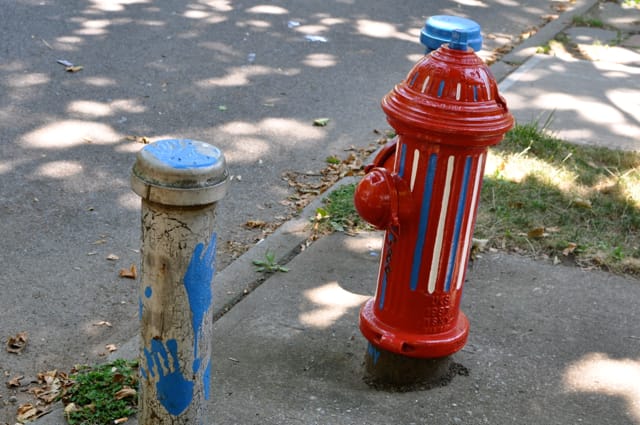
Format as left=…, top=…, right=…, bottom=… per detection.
left=367, top=343, right=381, bottom=365
left=398, top=143, right=407, bottom=178
left=444, top=156, right=472, bottom=292
left=410, top=153, right=438, bottom=291
left=378, top=274, right=388, bottom=310
left=438, top=80, right=445, bottom=97
left=378, top=233, right=393, bottom=310
left=409, top=72, right=419, bottom=87
left=473, top=86, right=478, bottom=102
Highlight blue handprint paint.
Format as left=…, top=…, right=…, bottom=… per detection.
left=183, top=233, right=216, bottom=373
left=144, top=338, right=194, bottom=416
left=141, top=234, right=216, bottom=416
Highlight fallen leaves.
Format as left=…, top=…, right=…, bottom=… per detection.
left=114, top=386, right=136, bottom=400
left=105, top=343, right=118, bottom=353
left=571, top=198, right=592, bottom=209
left=119, top=264, right=137, bottom=279
left=17, top=402, right=48, bottom=422
left=6, top=332, right=28, bottom=354
left=527, top=227, right=546, bottom=239
left=12, top=370, right=72, bottom=422
left=31, top=370, right=69, bottom=404
left=223, top=240, right=252, bottom=260
left=245, top=220, right=267, bottom=229
left=126, top=135, right=150, bottom=144
left=282, top=135, right=385, bottom=212
left=563, top=242, right=578, bottom=256
left=6, top=375, right=23, bottom=388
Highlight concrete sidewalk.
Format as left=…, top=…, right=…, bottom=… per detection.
left=33, top=1, right=640, bottom=424
left=37, top=230, right=640, bottom=424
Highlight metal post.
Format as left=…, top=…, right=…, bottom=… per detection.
left=131, top=139, right=228, bottom=424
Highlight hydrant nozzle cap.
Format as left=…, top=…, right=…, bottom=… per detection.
left=421, top=15, right=482, bottom=53
left=131, top=139, right=229, bottom=206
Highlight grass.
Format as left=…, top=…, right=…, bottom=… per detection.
left=312, top=183, right=372, bottom=236
left=60, top=359, right=138, bottom=425
left=571, top=15, right=605, bottom=28
left=476, top=121, right=640, bottom=274
left=323, top=122, right=640, bottom=276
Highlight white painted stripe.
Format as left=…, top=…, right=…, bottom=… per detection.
left=410, top=149, right=420, bottom=192
left=376, top=234, right=387, bottom=290
left=421, top=75, right=430, bottom=93
left=456, top=83, right=461, bottom=100
left=456, top=154, right=485, bottom=290
left=428, top=156, right=455, bottom=294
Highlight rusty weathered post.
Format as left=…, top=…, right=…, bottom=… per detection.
left=131, top=139, right=228, bottom=423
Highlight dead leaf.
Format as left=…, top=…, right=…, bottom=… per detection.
left=6, top=375, right=23, bottom=388
left=126, top=135, right=150, bottom=144
left=107, top=254, right=120, bottom=261
left=114, top=418, right=129, bottom=424
left=245, top=220, right=267, bottom=229
left=93, top=320, right=112, bottom=327
left=563, top=242, right=578, bottom=256
left=17, top=403, right=38, bottom=422
left=119, top=264, right=137, bottom=279
left=114, top=386, right=136, bottom=400
left=64, top=402, right=80, bottom=414
left=571, top=198, right=592, bottom=209
left=65, top=65, right=83, bottom=73
left=6, top=332, right=28, bottom=354
left=527, top=227, right=546, bottom=239
left=105, top=344, right=118, bottom=353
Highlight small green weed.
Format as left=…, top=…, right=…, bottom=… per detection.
left=253, top=250, right=289, bottom=273
left=61, top=359, right=138, bottom=425
left=571, top=15, right=604, bottom=28
left=326, top=155, right=341, bottom=165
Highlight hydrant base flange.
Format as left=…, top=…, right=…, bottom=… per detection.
left=360, top=299, right=469, bottom=359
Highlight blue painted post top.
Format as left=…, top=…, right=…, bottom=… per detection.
left=131, top=139, right=229, bottom=206
left=420, top=15, right=482, bottom=53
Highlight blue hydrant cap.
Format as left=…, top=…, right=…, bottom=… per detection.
left=131, top=139, right=229, bottom=206
left=420, top=15, right=482, bottom=53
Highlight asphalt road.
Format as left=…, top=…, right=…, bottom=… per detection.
left=0, top=0, right=575, bottom=422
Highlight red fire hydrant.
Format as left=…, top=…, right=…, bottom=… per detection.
left=355, top=25, right=513, bottom=377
